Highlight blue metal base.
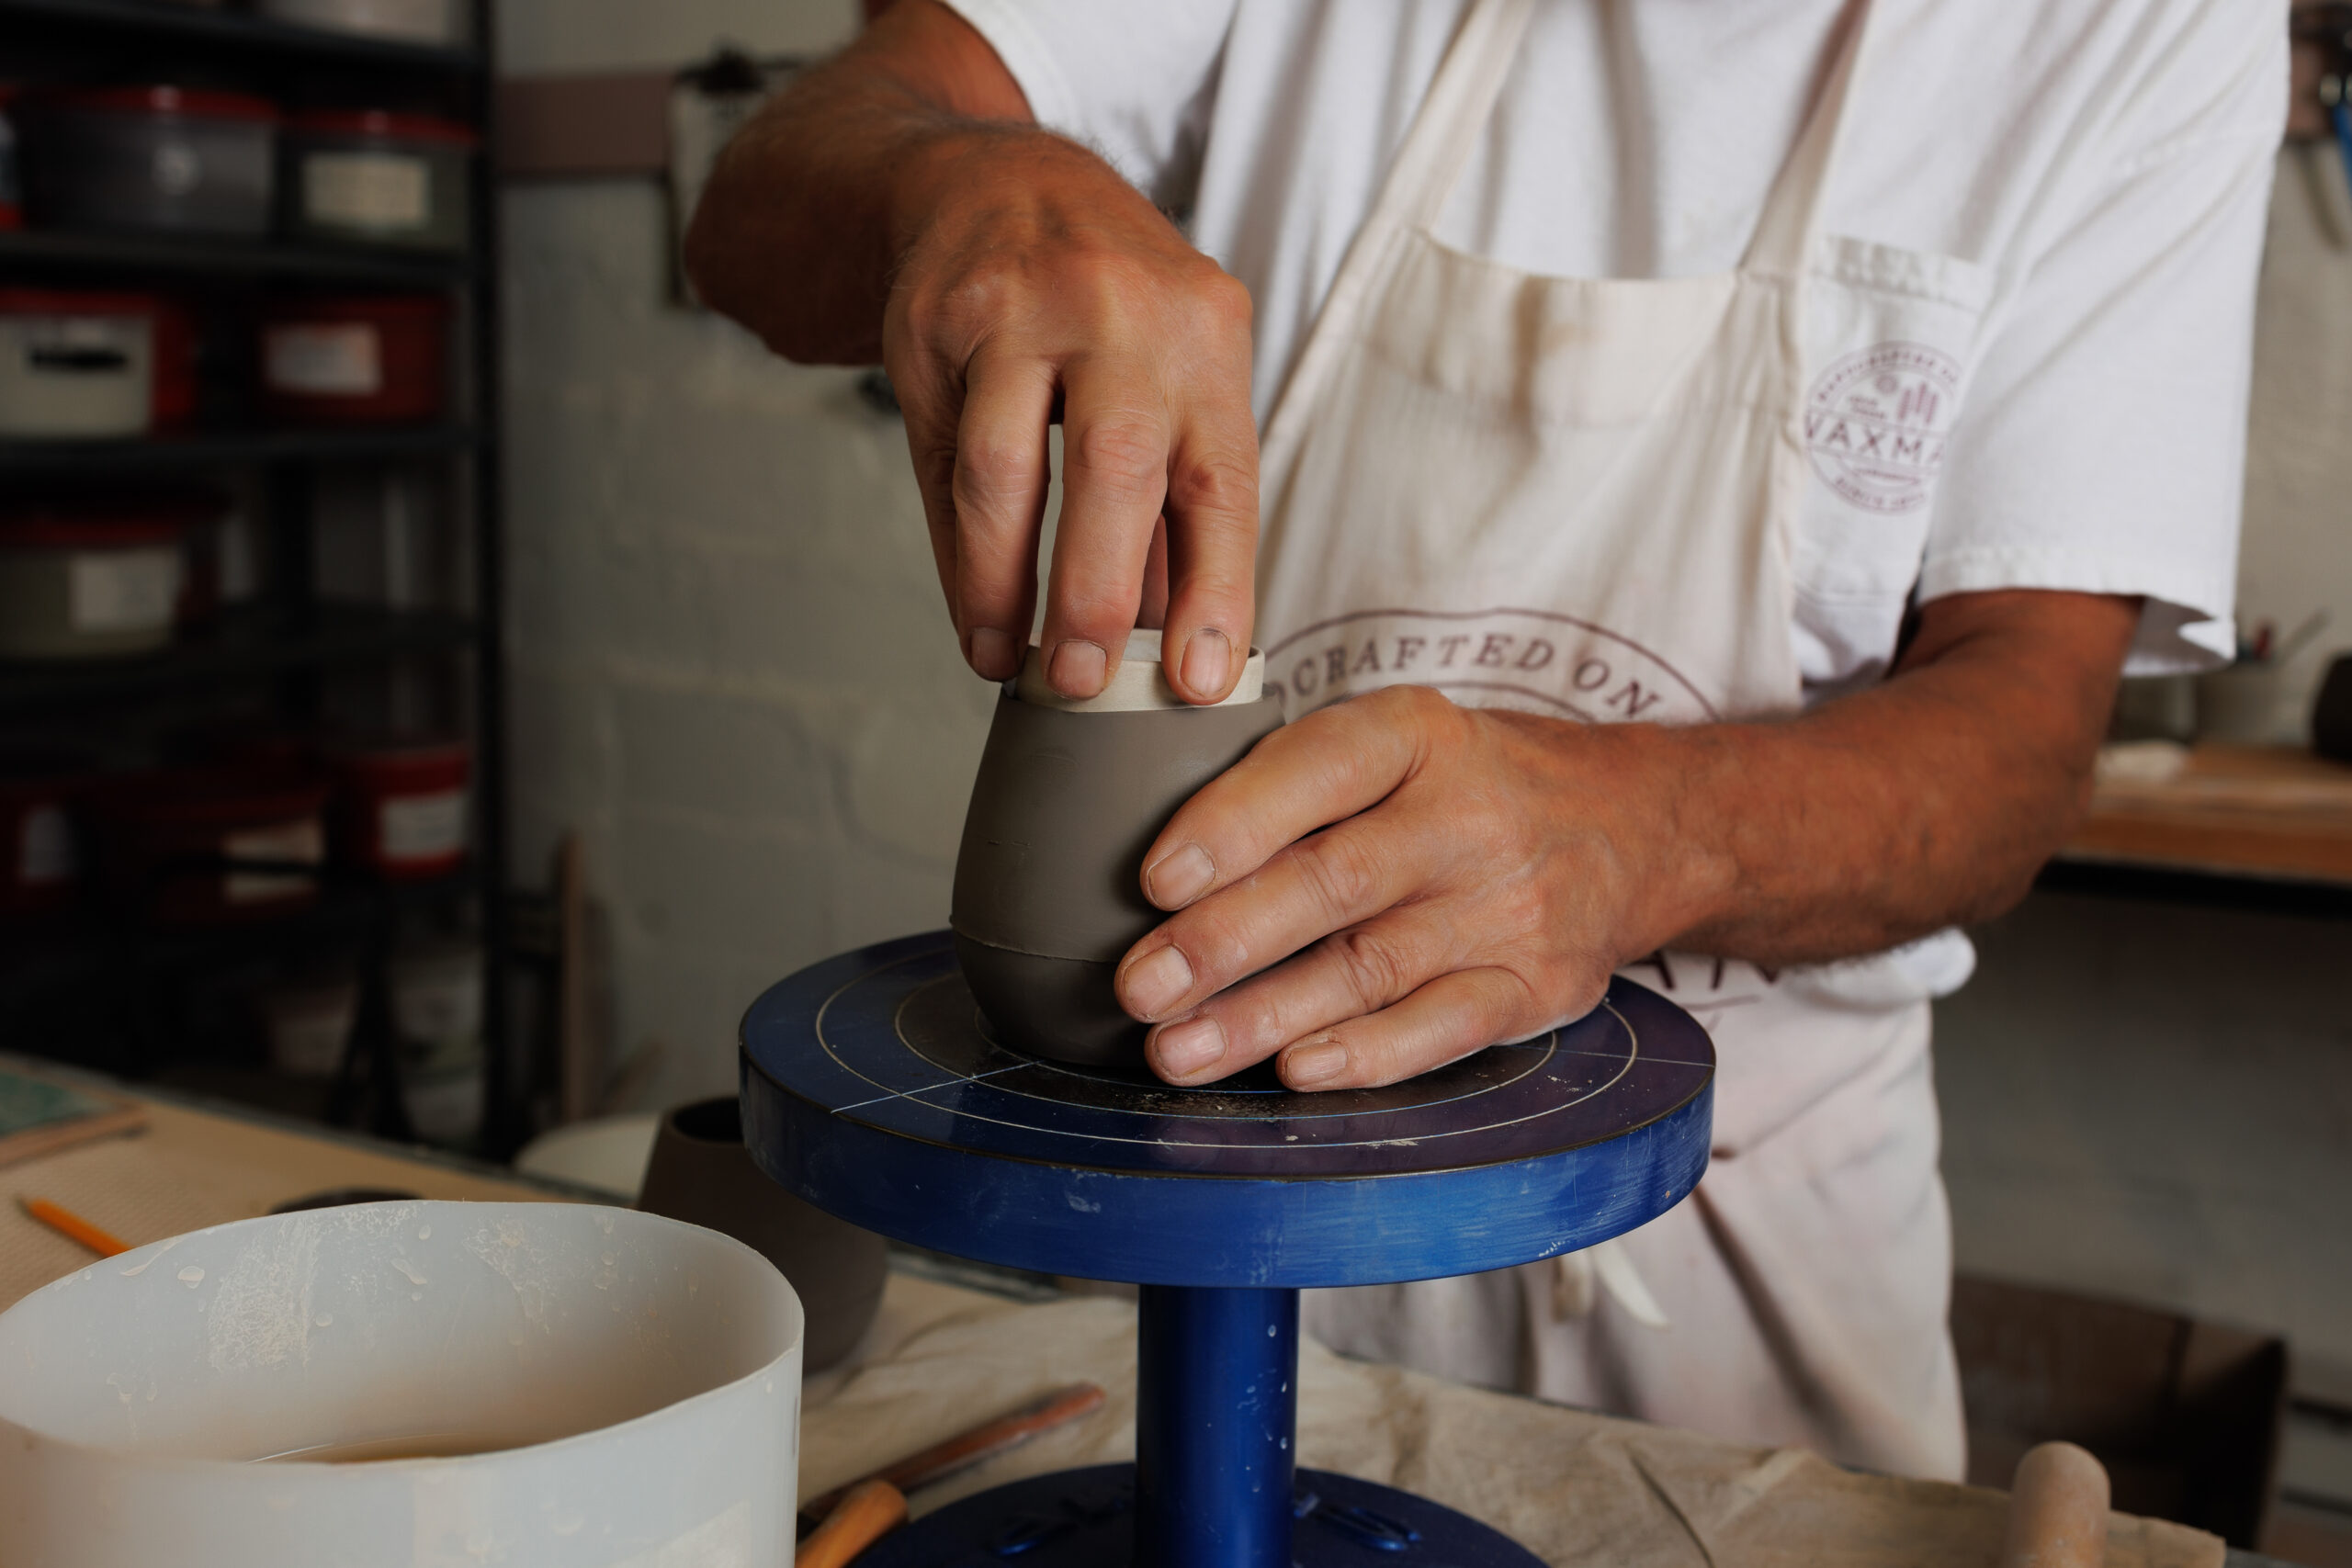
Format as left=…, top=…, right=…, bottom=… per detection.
left=855, top=1464, right=1547, bottom=1567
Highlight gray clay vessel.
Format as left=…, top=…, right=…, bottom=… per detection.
left=635, top=1096, right=888, bottom=1371
left=952, top=685, right=1284, bottom=1066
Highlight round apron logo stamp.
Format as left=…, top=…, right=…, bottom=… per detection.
left=1805, top=342, right=1962, bottom=514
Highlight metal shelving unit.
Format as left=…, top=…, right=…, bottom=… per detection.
left=0, top=227, right=475, bottom=285
left=0, top=0, right=512, bottom=1151
left=0, top=0, right=481, bottom=67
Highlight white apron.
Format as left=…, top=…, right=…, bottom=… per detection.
left=1262, top=0, right=1969, bottom=1480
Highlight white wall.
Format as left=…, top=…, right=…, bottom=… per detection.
left=499, top=0, right=996, bottom=1110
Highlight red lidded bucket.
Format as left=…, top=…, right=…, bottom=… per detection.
left=334, top=737, right=468, bottom=880
left=260, top=293, right=447, bottom=424
left=89, top=765, right=330, bottom=924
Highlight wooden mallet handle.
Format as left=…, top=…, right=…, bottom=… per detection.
left=2002, top=1441, right=2111, bottom=1568
left=795, top=1479, right=905, bottom=1568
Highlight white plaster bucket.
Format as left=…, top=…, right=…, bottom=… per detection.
left=0, top=1201, right=803, bottom=1567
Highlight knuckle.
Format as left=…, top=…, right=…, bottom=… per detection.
left=1295, top=832, right=1381, bottom=924
left=1167, top=452, right=1257, bottom=527
left=1188, top=267, right=1254, bottom=335
left=1070, top=416, right=1167, bottom=496
left=951, top=440, right=1041, bottom=524
left=1325, top=925, right=1411, bottom=1011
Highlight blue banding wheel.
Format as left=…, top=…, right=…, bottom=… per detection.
left=741, top=931, right=1713, bottom=1289
left=741, top=931, right=1715, bottom=1568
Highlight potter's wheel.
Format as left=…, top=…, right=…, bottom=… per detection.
left=741, top=930, right=1713, bottom=1566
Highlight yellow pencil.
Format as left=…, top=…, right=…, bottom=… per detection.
left=17, top=1196, right=130, bottom=1258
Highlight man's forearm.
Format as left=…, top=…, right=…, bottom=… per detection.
left=1623, top=590, right=2140, bottom=965
left=683, top=3, right=1035, bottom=364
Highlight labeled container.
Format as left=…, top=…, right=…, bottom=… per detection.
left=258, top=973, right=357, bottom=1077
left=0, top=751, right=84, bottom=917
left=390, top=937, right=482, bottom=1144
left=284, top=110, right=473, bottom=251
left=0, top=289, right=157, bottom=440
left=261, top=294, right=447, bottom=424
left=0, top=497, right=202, bottom=660
left=0, top=1202, right=803, bottom=1568
left=333, top=736, right=467, bottom=878
left=20, top=86, right=277, bottom=237
left=258, top=0, right=461, bottom=45
left=88, top=766, right=329, bottom=924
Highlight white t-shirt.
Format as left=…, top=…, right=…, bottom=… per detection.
left=944, top=0, right=2285, bottom=690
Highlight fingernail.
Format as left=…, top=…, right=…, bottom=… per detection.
left=968, top=626, right=1019, bottom=680
left=1153, top=1015, right=1225, bottom=1078
left=1119, top=942, right=1193, bottom=1019
left=1283, top=1040, right=1348, bottom=1087
left=1180, top=628, right=1230, bottom=697
left=1049, top=638, right=1108, bottom=697
left=1144, top=843, right=1215, bottom=908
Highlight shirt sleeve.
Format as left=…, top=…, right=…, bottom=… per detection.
left=939, top=0, right=1239, bottom=208
left=1920, top=17, right=2286, bottom=675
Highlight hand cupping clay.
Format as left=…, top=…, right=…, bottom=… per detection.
left=951, top=629, right=1284, bottom=1067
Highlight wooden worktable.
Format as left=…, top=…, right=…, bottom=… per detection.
left=0, top=1060, right=2281, bottom=1568
left=2063, top=743, right=2352, bottom=886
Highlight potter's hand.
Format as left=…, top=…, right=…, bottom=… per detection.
left=886, top=129, right=1260, bottom=705
left=1112, top=686, right=1661, bottom=1090
left=1110, top=591, right=2144, bottom=1090
left=684, top=3, right=1259, bottom=705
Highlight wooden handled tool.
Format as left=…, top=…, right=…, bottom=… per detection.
left=2001, top=1441, right=2111, bottom=1568
left=797, top=1382, right=1106, bottom=1534
left=794, top=1480, right=905, bottom=1568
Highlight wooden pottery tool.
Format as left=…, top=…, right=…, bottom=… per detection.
left=795, top=1479, right=905, bottom=1568
left=742, top=930, right=1715, bottom=1568
left=797, top=1382, right=1106, bottom=1534
left=17, top=1196, right=128, bottom=1257
left=2001, top=1440, right=2111, bottom=1568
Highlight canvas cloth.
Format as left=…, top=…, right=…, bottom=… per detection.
left=800, top=1274, right=2225, bottom=1568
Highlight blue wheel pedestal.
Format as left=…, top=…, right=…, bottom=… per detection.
left=741, top=932, right=1714, bottom=1567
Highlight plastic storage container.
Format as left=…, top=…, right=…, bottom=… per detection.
left=284, top=110, right=473, bottom=251
left=88, top=766, right=329, bottom=924
left=258, top=0, right=460, bottom=45
left=0, top=496, right=201, bottom=660
left=0, top=751, right=83, bottom=917
left=261, top=294, right=447, bottom=424
left=20, top=86, right=277, bottom=237
left=258, top=973, right=356, bottom=1077
left=0, top=1201, right=803, bottom=1568
left=0, top=290, right=157, bottom=440
left=333, top=736, right=467, bottom=878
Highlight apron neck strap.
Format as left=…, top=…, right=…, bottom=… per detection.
left=1740, top=0, right=1877, bottom=276
left=1366, top=0, right=1537, bottom=239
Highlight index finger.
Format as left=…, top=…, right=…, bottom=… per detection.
left=1036, top=354, right=1170, bottom=699
left=1136, top=688, right=1435, bottom=913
